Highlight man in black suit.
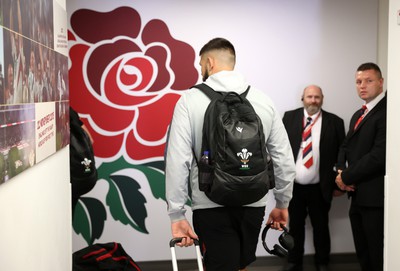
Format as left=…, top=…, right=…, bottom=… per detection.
left=281, top=85, right=345, bottom=271
left=335, top=62, right=386, bottom=271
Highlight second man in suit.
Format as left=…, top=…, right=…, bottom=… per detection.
left=281, top=85, right=345, bottom=271
left=335, top=62, right=386, bottom=271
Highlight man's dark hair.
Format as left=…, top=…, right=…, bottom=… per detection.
left=357, top=62, right=382, bottom=78
left=199, top=37, right=236, bottom=57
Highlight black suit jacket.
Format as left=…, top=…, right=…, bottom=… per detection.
left=283, top=108, right=345, bottom=203
left=337, top=95, right=387, bottom=207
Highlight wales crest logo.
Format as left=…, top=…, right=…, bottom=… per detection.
left=237, top=148, right=252, bottom=170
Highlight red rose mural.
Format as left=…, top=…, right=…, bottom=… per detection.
left=68, top=6, right=198, bottom=244
left=69, top=7, right=198, bottom=161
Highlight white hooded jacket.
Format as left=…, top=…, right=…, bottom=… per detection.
left=165, top=70, right=295, bottom=222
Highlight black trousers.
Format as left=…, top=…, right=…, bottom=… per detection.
left=349, top=202, right=384, bottom=271
left=193, top=206, right=265, bottom=271
left=288, top=183, right=331, bottom=265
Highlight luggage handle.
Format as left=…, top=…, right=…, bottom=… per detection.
left=169, top=238, right=204, bottom=271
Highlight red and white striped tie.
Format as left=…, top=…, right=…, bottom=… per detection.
left=302, top=117, right=313, bottom=168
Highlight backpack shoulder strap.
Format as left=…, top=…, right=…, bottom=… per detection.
left=240, top=85, right=251, bottom=98
left=191, top=83, right=221, bottom=100
left=192, top=83, right=251, bottom=100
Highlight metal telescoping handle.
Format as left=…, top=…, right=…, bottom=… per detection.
left=169, top=238, right=203, bottom=271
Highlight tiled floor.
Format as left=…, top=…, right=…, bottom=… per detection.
left=137, top=253, right=361, bottom=271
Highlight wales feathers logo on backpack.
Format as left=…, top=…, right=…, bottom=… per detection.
left=237, top=148, right=252, bottom=170
left=194, top=83, right=275, bottom=206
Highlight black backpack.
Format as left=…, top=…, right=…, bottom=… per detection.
left=70, top=107, right=97, bottom=211
left=194, top=83, right=275, bottom=206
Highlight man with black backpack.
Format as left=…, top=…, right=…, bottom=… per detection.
left=165, top=38, right=295, bottom=271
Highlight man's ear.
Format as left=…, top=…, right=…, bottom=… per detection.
left=208, top=56, right=214, bottom=68
left=207, top=56, right=215, bottom=74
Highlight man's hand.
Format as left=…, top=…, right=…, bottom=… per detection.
left=266, top=208, right=288, bottom=230
left=335, top=170, right=355, bottom=192
left=171, top=220, right=198, bottom=247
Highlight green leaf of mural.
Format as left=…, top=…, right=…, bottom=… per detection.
left=131, top=163, right=166, bottom=201
left=97, top=157, right=166, bottom=202
left=96, top=157, right=178, bottom=232
left=144, top=161, right=165, bottom=172
left=73, top=197, right=107, bottom=245
left=106, top=175, right=148, bottom=233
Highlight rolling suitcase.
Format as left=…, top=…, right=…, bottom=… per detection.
left=169, top=238, right=204, bottom=271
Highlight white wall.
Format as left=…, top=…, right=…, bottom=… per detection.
left=385, top=0, right=400, bottom=270
left=0, top=0, right=71, bottom=268
left=0, top=148, right=71, bottom=271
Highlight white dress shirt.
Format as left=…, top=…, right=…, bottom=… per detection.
left=295, top=109, right=322, bottom=185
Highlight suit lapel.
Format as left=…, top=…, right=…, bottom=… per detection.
left=294, top=109, right=303, bottom=136
left=320, top=110, right=329, bottom=141
left=290, top=109, right=304, bottom=156
left=348, top=95, right=386, bottom=138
